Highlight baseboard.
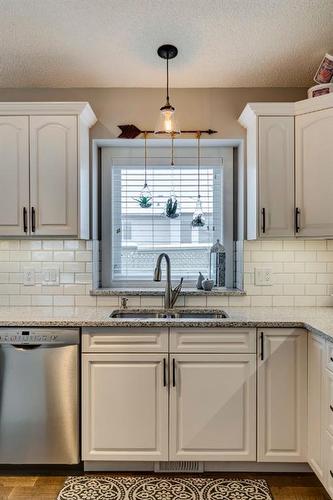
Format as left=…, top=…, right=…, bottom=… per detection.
left=84, top=461, right=311, bottom=473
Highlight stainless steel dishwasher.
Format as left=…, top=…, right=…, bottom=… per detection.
left=0, top=328, right=80, bottom=464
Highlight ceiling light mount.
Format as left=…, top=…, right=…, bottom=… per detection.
left=157, top=44, right=178, bottom=60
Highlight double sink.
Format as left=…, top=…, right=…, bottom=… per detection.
left=110, top=309, right=229, bottom=319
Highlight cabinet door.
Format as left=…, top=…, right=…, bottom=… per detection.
left=82, top=353, right=168, bottom=461
left=169, top=354, right=256, bottom=461
left=0, top=116, right=29, bottom=236
left=308, top=334, right=326, bottom=480
left=257, top=328, right=307, bottom=462
left=295, top=108, right=333, bottom=237
left=30, top=116, right=78, bottom=236
left=258, top=116, right=294, bottom=237
left=326, top=369, right=333, bottom=438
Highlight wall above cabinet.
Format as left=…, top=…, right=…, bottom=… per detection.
left=239, top=94, right=333, bottom=240
left=0, top=102, right=97, bottom=239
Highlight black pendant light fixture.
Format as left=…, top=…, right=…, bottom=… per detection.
left=155, top=44, right=180, bottom=135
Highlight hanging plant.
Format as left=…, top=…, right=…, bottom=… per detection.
left=134, top=185, right=153, bottom=208
left=165, top=196, right=179, bottom=219
left=134, top=133, right=153, bottom=209
left=164, top=134, right=180, bottom=219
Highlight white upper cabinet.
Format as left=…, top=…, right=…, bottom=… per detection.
left=0, top=103, right=96, bottom=238
left=257, top=328, right=307, bottom=462
left=239, top=94, right=333, bottom=240
left=295, top=107, right=333, bottom=237
left=0, top=117, right=29, bottom=236
left=30, top=116, right=78, bottom=236
left=239, top=104, right=295, bottom=240
left=258, top=116, right=294, bottom=238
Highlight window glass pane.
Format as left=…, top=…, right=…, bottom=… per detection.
left=109, top=158, right=223, bottom=285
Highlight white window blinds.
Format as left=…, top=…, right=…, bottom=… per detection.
left=102, top=155, right=223, bottom=286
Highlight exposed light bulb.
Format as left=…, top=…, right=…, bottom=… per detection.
left=155, top=105, right=180, bottom=135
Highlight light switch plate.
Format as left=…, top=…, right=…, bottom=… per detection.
left=23, top=267, right=35, bottom=286
left=42, top=267, right=60, bottom=286
left=255, top=268, right=273, bottom=286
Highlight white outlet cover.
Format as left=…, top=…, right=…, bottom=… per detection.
left=255, top=268, right=273, bottom=286
left=23, top=267, right=35, bottom=286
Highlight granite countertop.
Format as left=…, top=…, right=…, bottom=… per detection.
left=0, top=306, right=333, bottom=342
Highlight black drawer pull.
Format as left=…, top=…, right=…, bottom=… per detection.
left=261, top=208, right=266, bottom=234
left=330, top=470, right=333, bottom=479
left=172, top=358, right=176, bottom=387
left=295, top=207, right=301, bottom=233
left=260, top=332, right=264, bottom=361
left=330, top=405, right=333, bottom=412
left=330, top=356, right=333, bottom=363
left=31, top=206, right=36, bottom=233
left=23, top=207, right=28, bottom=233
left=163, top=358, right=167, bottom=387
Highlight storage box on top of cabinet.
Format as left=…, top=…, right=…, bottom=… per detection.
left=0, top=102, right=97, bottom=238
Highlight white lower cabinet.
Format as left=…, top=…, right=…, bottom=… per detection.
left=257, top=328, right=308, bottom=462
left=169, top=354, right=256, bottom=461
left=82, top=353, right=169, bottom=461
left=308, top=334, right=326, bottom=481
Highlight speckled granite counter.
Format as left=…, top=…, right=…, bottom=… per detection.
left=0, top=306, right=333, bottom=342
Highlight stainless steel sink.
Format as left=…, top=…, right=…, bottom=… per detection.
left=110, top=309, right=228, bottom=319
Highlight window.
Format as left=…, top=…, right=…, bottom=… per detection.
left=101, top=143, right=234, bottom=288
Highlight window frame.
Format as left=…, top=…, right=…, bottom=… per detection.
left=101, top=142, right=234, bottom=289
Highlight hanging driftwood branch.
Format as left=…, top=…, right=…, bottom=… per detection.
left=117, top=124, right=217, bottom=139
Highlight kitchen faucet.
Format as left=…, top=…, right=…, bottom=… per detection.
left=153, top=253, right=183, bottom=309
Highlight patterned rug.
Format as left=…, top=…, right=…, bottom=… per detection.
left=57, top=474, right=273, bottom=499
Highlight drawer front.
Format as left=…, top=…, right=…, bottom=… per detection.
left=82, top=327, right=168, bottom=353
left=170, top=328, right=256, bottom=353
left=327, top=341, right=333, bottom=373
left=325, top=431, right=333, bottom=497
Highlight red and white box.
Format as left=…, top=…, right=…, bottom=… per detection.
left=314, top=53, right=333, bottom=84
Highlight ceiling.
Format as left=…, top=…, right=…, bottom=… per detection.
left=0, top=0, right=332, bottom=88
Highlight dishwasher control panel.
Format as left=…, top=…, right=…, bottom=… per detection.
left=0, top=328, right=79, bottom=345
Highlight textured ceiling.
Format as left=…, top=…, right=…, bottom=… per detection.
left=0, top=0, right=332, bottom=88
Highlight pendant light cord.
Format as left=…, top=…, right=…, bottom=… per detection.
left=197, top=132, right=201, bottom=198
left=166, top=57, right=170, bottom=105
left=144, top=131, right=147, bottom=186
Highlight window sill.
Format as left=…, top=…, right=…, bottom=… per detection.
left=90, top=287, right=246, bottom=297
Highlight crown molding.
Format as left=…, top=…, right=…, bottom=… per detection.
left=0, top=102, right=97, bottom=127
left=239, top=94, right=333, bottom=127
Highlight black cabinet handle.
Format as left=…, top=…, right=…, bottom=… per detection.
left=330, top=356, right=333, bottom=363
left=163, top=358, right=167, bottom=387
left=330, top=405, right=333, bottom=412
left=31, top=207, right=36, bottom=233
left=261, top=208, right=266, bottom=234
left=260, top=332, right=264, bottom=361
left=295, top=207, right=301, bottom=233
left=330, top=470, right=333, bottom=479
left=172, top=358, right=176, bottom=387
left=23, top=207, right=28, bottom=233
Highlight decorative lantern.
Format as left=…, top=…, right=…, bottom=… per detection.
left=209, top=239, right=226, bottom=287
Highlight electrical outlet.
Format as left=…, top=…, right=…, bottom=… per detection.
left=23, top=267, right=35, bottom=286
left=42, top=268, right=60, bottom=286
left=255, top=268, right=273, bottom=286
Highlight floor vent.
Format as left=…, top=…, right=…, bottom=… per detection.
left=154, top=461, right=204, bottom=473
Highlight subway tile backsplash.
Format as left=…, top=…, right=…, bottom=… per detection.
left=0, top=239, right=333, bottom=307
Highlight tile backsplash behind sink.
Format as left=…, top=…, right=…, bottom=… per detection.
left=0, top=239, right=332, bottom=307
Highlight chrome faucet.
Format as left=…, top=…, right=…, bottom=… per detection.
left=153, top=253, right=183, bottom=309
